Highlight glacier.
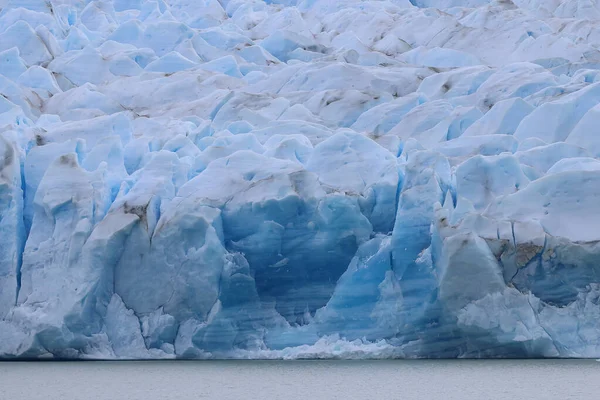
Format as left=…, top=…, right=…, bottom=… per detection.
left=2, top=0, right=600, bottom=359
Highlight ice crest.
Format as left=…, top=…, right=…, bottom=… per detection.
left=1, top=0, right=600, bottom=359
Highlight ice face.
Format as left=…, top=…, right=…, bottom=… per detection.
left=2, top=0, right=600, bottom=359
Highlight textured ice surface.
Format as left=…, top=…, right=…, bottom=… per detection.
left=2, top=0, right=600, bottom=359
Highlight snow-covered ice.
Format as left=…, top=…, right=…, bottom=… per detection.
left=2, top=0, right=600, bottom=359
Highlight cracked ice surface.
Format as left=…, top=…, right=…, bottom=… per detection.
left=2, top=0, right=600, bottom=359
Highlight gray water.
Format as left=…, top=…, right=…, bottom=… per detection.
left=0, top=360, right=598, bottom=400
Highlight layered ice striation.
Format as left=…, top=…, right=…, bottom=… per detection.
left=2, top=0, right=600, bottom=359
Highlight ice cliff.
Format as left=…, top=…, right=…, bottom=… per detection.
left=2, top=0, right=600, bottom=359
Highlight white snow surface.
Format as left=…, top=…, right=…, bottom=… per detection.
left=2, top=0, right=600, bottom=359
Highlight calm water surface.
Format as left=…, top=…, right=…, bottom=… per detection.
left=0, top=360, right=598, bottom=400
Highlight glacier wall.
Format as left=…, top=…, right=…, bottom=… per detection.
left=2, top=0, right=600, bottom=359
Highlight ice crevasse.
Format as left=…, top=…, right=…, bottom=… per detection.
left=3, top=0, right=600, bottom=359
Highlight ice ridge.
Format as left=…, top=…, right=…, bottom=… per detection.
left=2, top=0, right=600, bottom=359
